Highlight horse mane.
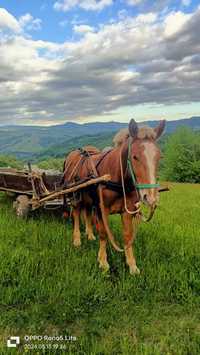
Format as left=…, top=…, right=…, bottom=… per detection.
left=113, top=126, right=156, bottom=147
left=102, top=146, right=113, bottom=153
left=113, top=128, right=129, bottom=147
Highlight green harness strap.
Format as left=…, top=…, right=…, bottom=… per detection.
left=127, top=139, right=160, bottom=190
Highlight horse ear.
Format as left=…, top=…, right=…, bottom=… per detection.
left=129, top=119, right=138, bottom=138
left=154, top=120, right=166, bottom=140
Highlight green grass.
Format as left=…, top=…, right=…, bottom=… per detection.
left=0, top=183, right=200, bottom=354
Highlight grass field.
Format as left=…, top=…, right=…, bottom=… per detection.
left=0, top=183, right=200, bottom=354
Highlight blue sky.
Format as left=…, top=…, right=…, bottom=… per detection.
left=1, top=0, right=198, bottom=42
left=0, top=0, right=200, bottom=125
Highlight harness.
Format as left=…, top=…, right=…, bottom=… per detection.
left=119, top=138, right=160, bottom=219
left=64, top=141, right=159, bottom=220
left=127, top=138, right=160, bottom=190
left=95, top=139, right=160, bottom=193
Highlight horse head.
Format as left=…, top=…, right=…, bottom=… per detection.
left=128, top=118, right=165, bottom=207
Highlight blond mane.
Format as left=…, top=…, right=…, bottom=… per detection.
left=113, top=126, right=156, bottom=147
left=113, top=128, right=129, bottom=147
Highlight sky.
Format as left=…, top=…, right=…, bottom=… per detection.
left=0, top=0, right=200, bottom=126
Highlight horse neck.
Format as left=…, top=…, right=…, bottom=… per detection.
left=119, top=140, right=129, bottom=180
left=101, top=141, right=129, bottom=183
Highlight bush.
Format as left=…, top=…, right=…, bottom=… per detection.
left=0, top=155, right=23, bottom=169
left=160, top=127, right=200, bottom=183
left=37, top=158, right=63, bottom=171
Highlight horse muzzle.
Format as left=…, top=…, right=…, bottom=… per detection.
left=140, top=190, right=159, bottom=208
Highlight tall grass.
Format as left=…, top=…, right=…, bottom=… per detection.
left=0, top=183, right=200, bottom=354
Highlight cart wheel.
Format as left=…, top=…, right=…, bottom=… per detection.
left=13, top=195, right=30, bottom=218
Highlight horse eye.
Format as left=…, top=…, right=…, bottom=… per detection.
left=133, top=155, right=139, bottom=161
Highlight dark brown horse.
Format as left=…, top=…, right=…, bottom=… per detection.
left=63, top=119, right=165, bottom=274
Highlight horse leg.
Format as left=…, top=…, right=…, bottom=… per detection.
left=83, top=208, right=96, bottom=241
left=97, top=216, right=110, bottom=271
left=122, top=212, right=140, bottom=275
left=72, top=207, right=81, bottom=247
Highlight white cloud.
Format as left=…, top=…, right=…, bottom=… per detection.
left=135, top=13, right=157, bottom=23
left=73, top=24, right=94, bottom=34
left=0, top=8, right=42, bottom=36
left=0, top=7, right=200, bottom=124
left=19, top=13, right=42, bottom=31
left=164, top=11, right=191, bottom=37
left=54, top=0, right=113, bottom=12
left=0, top=8, right=21, bottom=32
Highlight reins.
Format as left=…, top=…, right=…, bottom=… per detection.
left=120, top=149, right=140, bottom=215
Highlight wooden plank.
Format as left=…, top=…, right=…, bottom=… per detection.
left=0, top=187, right=33, bottom=195
left=32, top=174, right=111, bottom=209
left=27, top=162, right=39, bottom=199
left=0, top=170, right=29, bottom=177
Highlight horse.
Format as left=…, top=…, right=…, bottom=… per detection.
left=63, top=119, right=165, bottom=274
left=63, top=145, right=100, bottom=242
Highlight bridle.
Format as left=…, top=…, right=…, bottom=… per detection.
left=127, top=138, right=160, bottom=190
left=120, top=138, right=160, bottom=221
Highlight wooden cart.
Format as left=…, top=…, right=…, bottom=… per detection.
left=0, top=166, right=110, bottom=217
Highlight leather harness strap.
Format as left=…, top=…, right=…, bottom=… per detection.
left=95, top=149, right=113, bottom=171
left=64, top=147, right=131, bottom=196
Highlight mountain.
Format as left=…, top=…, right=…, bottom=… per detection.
left=145, top=116, right=200, bottom=133
left=0, top=116, right=199, bottom=159
left=0, top=121, right=127, bottom=158
left=35, top=132, right=114, bottom=161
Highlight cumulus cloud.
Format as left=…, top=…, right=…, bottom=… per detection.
left=0, top=7, right=200, bottom=124
left=73, top=24, right=94, bottom=34
left=164, top=11, right=191, bottom=37
left=0, top=8, right=21, bottom=32
left=54, top=0, right=113, bottom=12
left=19, top=13, right=42, bottom=31
left=0, top=8, right=42, bottom=35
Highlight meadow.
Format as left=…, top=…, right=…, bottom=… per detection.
left=0, top=183, right=200, bottom=354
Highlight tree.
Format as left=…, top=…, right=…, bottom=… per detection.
left=0, top=155, right=23, bottom=169
left=160, top=127, right=200, bottom=183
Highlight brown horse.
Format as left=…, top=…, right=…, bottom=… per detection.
left=63, top=145, right=100, bottom=242
left=63, top=119, right=165, bottom=274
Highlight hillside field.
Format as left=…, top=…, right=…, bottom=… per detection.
left=0, top=183, right=200, bottom=354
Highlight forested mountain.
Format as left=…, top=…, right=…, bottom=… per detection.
left=0, top=116, right=199, bottom=159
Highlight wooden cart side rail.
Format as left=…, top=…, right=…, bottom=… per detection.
left=0, top=171, right=29, bottom=177
left=0, top=187, right=33, bottom=195
left=32, top=174, right=111, bottom=209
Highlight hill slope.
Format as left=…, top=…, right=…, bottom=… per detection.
left=36, top=132, right=114, bottom=160
left=0, top=116, right=199, bottom=158
left=0, top=183, right=200, bottom=353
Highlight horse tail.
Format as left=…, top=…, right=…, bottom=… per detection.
left=98, top=186, right=124, bottom=253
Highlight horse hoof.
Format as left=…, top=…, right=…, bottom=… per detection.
left=99, top=262, right=110, bottom=272
left=129, top=266, right=140, bottom=275
left=88, top=234, right=96, bottom=241
left=73, top=240, right=81, bottom=247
